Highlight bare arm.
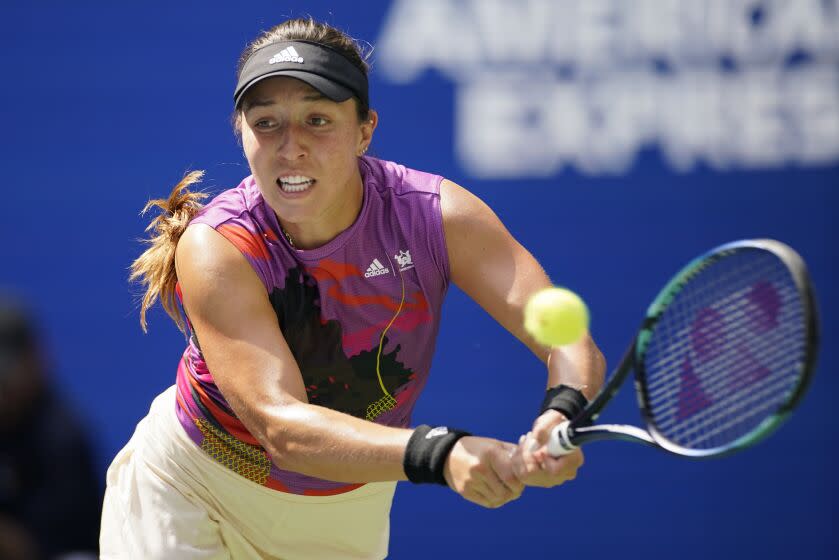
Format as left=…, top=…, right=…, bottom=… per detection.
left=175, top=224, right=411, bottom=483
left=440, top=179, right=606, bottom=486
left=440, top=179, right=605, bottom=396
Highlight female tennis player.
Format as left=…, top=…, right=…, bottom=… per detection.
left=100, top=17, right=605, bottom=559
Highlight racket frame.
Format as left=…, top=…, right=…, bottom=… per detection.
left=552, top=239, right=819, bottom=459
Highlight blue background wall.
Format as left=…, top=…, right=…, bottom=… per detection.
left=0, top=1, right=835, bottom=558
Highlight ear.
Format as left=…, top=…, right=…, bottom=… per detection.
left=233, top=111, right=245, bottom=148
left=357, top=109, right=379, bottom=156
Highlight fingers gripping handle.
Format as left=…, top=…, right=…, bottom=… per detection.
left=547, top=421, right=578, bottom=457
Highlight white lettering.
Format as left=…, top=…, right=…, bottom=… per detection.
left=786, top=68, right=839, bottom=164
left=377, top=0, right=839, bottom=176
left=630, top=0, right=682, bottom=58
left=575, top=0, right=622, bottom=68
left=456, top=76, right=558, bottom=177
left=377, top=0, right=478, bottom=83
left=735, top=70, right=786, bottom=166
left=472, top=0, right=554, bottom=63
left=657, top=71, right=730, bottom=171
left=772, top=0, right=836, bottom=55
left=456, top=68, right=839, bottom=176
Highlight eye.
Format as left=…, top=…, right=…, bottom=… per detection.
left=254, top=118, right=277, bottom=129
left=308, top=116, right=329, bottom=127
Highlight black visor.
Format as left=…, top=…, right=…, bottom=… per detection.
left=234, top=40, right=369, bottom=109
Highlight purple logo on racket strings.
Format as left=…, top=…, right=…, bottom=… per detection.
left=676, top=281, right=780, bottom=420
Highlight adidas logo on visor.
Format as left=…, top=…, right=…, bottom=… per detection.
left=364, top=259, right=391, bottom=278
left=269, top=46, right=304, bottom=64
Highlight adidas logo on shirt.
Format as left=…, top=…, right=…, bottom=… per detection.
left=269, top=46, right=304, bottom=64
left=364, top=259, right=391, bottom=278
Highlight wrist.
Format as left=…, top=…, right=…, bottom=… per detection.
left=403, top=425, right=471, bottom=486
left=441, top=440, right=464, bottom=488
left=540, top=384, right=589, bottom=422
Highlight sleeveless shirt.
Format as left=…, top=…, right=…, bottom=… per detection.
left=174, top=156, right=450, bottom=495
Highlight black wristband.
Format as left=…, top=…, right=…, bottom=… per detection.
left=403, top=425, right=471, bottom=486
left=540, top=385, right=589, bottom=422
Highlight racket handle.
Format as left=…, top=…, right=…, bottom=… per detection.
left=547, top=421, right=578, bottom=457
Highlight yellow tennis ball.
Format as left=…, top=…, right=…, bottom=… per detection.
left=524, top=287, right=590, bottom=347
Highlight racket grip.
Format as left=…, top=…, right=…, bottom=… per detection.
left=547, top=421, right=577, bottom=457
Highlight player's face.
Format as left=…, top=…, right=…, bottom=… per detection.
left=239, top=77, right=375, bottom=240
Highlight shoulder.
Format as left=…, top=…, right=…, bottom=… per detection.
left=191, top=176, right=266, bottom=229
left=189, top=177, right=281, bottom=265
left=360, top=156, right=444, bottom=197
left=177, top=175, right=280, bottom=288
left=177, top=176, right=274, bottom=279
left=440, top=179, right=503, bottom=235
left=177, top=223, right=252, bottom=279
left=360, top=157, right=452, bottom=283
left=175, top=223, right=266, bottom=318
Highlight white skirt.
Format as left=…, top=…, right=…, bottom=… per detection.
left=100, top=386, right=396, bottom=559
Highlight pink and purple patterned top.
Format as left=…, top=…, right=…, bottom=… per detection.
left=174, top=156, right=450, bottom=495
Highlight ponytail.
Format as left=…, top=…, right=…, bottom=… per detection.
left=130, top=171, right=208, bottom=333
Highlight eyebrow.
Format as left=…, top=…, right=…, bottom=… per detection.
left=303, top=92, right=328, bottom=102
left=244, top=92, right=329, bottom=113
left=243, top=99, right=276, bottom=112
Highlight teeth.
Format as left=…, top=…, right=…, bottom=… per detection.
left=281, top=182, right=310, bottom=192
left=278, top=175, right=314, bottom=193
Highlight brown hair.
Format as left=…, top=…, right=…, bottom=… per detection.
left=132, top=18, right=370, bottom=332
left=130, top=171, right=207, bottom=332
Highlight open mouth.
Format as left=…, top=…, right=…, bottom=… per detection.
left=277, top=175, right=315, bottom=193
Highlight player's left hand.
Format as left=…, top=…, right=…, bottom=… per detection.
left=511, top=409, right=584, bottom=487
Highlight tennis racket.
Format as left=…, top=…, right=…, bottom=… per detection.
left=548, top=239, right=819, bottom=459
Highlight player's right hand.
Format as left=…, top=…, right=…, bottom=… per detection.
left=442, top=436, right=524, bottom=508
left=510, top=427, right=584, bottom=488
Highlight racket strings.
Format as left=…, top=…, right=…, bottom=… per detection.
left=641, top=250, right=806, bottom=451
left=647, top=315, right=799, bottom=407
left=676, top=376, right=797, bottom=447
left=657, top=312, right=802, bottom=447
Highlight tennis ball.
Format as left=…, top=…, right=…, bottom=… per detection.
left=523, top=287, right=589, bottom=347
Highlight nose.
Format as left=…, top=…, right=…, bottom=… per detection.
left=276, top=123, right=307, bottom=161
